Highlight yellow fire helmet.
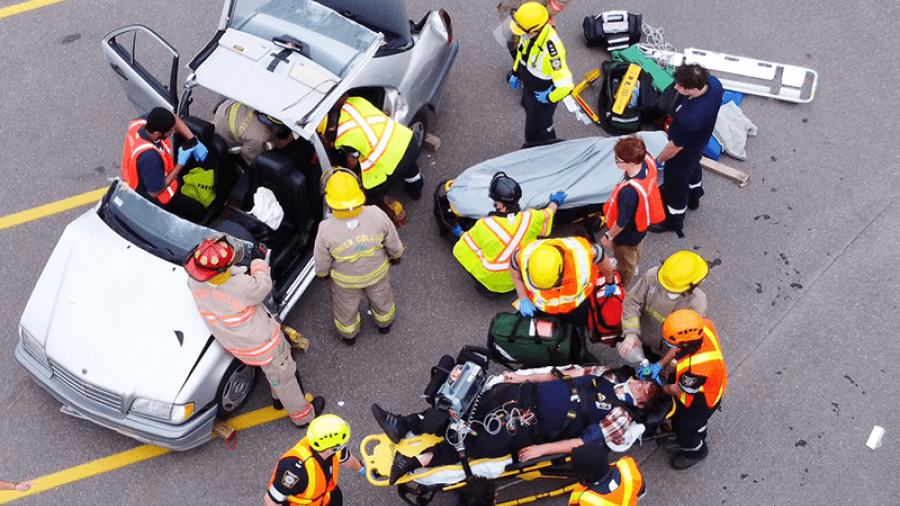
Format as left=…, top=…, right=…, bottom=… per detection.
left=527, top=244, right=564, bottom=290
left=323, top=167, right=365, bottom=218
left=657, top=250, right=709, bottom=294
left=510, top=2, right=549, bottom=36
left=307, top=414, right=351, bottom=452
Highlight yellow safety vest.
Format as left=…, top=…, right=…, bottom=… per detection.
left=513, top=24, right=574, bottom=102
left=334, top=97, right=413, bottom=189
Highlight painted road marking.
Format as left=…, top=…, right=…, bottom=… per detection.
left=0, top=407, right=289, bottom=504
left=0, top=0, right=72, bottom=19
left=0, top=188, right=107, bottom=232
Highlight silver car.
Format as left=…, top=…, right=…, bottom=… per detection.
left=14, top=0, right=457, bottom=451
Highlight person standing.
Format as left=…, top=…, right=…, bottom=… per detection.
left=265, top=414, right=364, bottom=506
left=649, top=64, right=723, bottom=235
left=568, top=443, right=645, bottom=505
left=213, top=100, right=294, bottom=167
left=509, top=236, right=615, bottom=327
left=599, top=136, right=665, bottom=287
left=314, top=170, right=404, bottom=345
left=497, top=0, right=573, bottom=58
left=656, top=310, right=727, bottom=469
left=617, top=250, right=708, bottom=363
left=451, top=171, right=566, bottom=293
left=185, top=234, right=323, bottom=427
left=508, top=2, right=574, bottom=145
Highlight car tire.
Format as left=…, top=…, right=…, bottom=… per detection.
left=409, top=109, right=429, bottom=159
left=215, top=359, right=257, bottom=418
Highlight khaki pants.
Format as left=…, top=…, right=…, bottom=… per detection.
left=611, top=241, right=643, bottom=288
left=261, top=337, right=312, bottom=426
left=331, top=273, right=396, bottom=339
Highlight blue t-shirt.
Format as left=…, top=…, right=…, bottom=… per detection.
left=612, top=164, right=649, bottom=247
left=667, top=75, right=723, bottom=170
left=134, top=117, right=168, bottom=198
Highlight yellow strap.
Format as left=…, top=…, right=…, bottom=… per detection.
left=612, top=64, right=641, bottom=115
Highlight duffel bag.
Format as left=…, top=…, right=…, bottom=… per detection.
left=587, top=271, right=625, bottom=346
left=487, top=312, right=580, bottom=369
left=598, top=60, right=659, bottom=136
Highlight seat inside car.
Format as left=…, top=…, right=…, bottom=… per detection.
left=180, top=116, right=237, bottom=224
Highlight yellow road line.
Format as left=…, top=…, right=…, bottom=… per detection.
left=0, top=407, right=288, bottom=504
left=0, top=188, right=107, bottom=231
left=0, top=0, right=71, bottom=19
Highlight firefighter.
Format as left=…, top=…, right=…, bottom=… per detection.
left=568, top=443, right=645, bottom=505
left=451, top=171, right=566, bottom=294
left=265, top=414, right=364, bottom=506
left=213, top=99, right=295, bottom=167
left=314, top=169, right=404, bottom=345
left=185, top=234, right=324, bottom=427
left=509, top=237, right=615, bottom=327
left=656, top=310, right=727, bottom=469
left=508, top=2, right=574, bottom=145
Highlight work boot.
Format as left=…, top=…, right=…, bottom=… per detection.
left=377, top=323, right=392, bottom=335
left=342, top=336, right=357, bottom=346
left=688, top=196, right=701, bottom=211
left=283, top=326, right=309, bottom=352
left=669, top=445, right=709, bottom=470
left=389, top=452, right=421, bottom=485
left=405, top=182, right=422, bottom=201
left=371, top=403, right=409, bottom=444
left=294, top=396, right=326, bottom=427
left=647, top=220, right=685, bottom=238
left=272, top=397, right=284, bottom=411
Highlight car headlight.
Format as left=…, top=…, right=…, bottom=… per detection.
left=130, top=398, right=195, bottom=423
left=19, top=326, right=48, bottom=366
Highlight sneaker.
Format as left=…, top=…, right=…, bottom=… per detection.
left=670, top=445, right=709, bottom=470
left=283, top=326, right=309, bottom=352
left=389, top=452, right=421, bottom=485
left=371, top=403, right=409, bottom=444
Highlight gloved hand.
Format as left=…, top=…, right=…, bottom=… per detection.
left=535, top=88, right=553, bottom=104
left=549, top=191, right=567, bottom=205
left=519, top=298, right=536, bottom=317
left=359, top=466, right=366, bottom=476
left=509, top=75, right=521, bottom=90
left=654, top=157, right=662, bottom=168
left=638, top=363, right=664, bottom=384
left=603, top=284, right=617, bottom=297
left=191, top=141, right=209, bottom=162
left=177, top=147, right=193, bottom=166
left=450, top=224, right=464, bottom=238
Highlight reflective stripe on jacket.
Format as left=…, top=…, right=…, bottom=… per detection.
left=334, top=96, right=413, bottom=189
left=568, top=456, right=643, bottom=506
left=268, top=439, right=340, bottom=506
left=676, top=319, right=727, bottom=408
left=453, top=209, right=553, bottom=293
left=517, top=237, right=597, bottom=314
left=512, top=24, right=574, bottom=102
left=121, top=118, right=178, bottom=204
left=602, top=155, right=665, bottom=232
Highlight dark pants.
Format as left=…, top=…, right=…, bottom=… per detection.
left=522, top=87, right=558, bottom=145
left=327, top=486, right=343, bottom=506
left=661, top=158, right=704, bottom=226
left=672, top=397, right=718, bottom=457
left=364, top=144, right=423, bottom=202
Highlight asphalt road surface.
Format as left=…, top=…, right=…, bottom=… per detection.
left=1, top=0, right=898, bottom=505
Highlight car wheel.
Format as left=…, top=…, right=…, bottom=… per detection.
left=409, top=109, right=429, bottom=158
left=216, top=359, right=257, bottom=418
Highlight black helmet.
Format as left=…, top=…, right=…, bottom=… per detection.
left=488, top=172, right=522, bottom=205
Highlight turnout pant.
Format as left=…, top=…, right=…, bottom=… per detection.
left=261, top=337, right=312, bottom=425
left=331, top=273, right=396, bottom=339
left=661, top=159, right=704, bottom=227
left=672, top=397, right=718, bottom=457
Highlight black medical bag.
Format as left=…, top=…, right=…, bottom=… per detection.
left=598, top=60, right=660, bottom=136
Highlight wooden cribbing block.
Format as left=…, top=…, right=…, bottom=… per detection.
left=700, top=156, right=750, bottom=187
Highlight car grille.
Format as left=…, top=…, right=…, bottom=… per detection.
left=50, top=361, right=125, bottom=412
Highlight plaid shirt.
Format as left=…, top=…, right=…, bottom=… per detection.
left=583, top=365, right=636, bottom=447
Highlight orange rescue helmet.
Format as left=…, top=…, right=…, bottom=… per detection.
left=662, top=309, right=705, bottom=347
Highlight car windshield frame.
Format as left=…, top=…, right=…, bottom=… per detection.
left=98, top=182, right=252, bottom=265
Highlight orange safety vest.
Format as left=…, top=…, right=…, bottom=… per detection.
left=676, top=318, right=727, bottom=408
left=568, top=456, right=643, bottom=506
left=334, top=97, right=413, bottom=190
left=602, top=155, right=665, bottom=233
left=121, top=118, right=178, bottom=204
left=268, top=439, right=340, bottom=506
left=517, top=237, right=598, bottom=314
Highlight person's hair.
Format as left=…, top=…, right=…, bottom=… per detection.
left=613, top=136, right=647, bottom=164
left=275, top=125, right=293, bottom=140
left=498, top=202, right=521, bottom=214
left=457, top=477, right=497, bottom=506
left=674, top=63, right=710, bottom=90
left=145, top=107, right=176, bottom=134
left=644, top=381, right=663, bottom=407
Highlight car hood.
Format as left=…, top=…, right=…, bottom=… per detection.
left=24, top=209, right=215, bottom=405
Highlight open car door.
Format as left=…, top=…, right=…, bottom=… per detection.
left=101, top=25, right=180, bottom=114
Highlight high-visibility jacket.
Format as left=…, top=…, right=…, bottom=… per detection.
left=517, top=237, right=597, bottom=314
left=268, top=438, right=340, bottom=506
left=568, top=457, right=643, bottom=506
left=121, top=118, right=178, bottom=204
left=188, top=260, right=282, bottom=366
left=334, top=96, right=413, bottom=190
left=602, top=156, right=665, bottom=233
left=453, top=209, right=554, bottom=293
left=676, top=318, right=727, bottom=408
left=513, top=24, right=574, bottom=103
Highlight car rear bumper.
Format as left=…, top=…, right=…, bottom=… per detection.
left=14, top=340, right=216, bottom=451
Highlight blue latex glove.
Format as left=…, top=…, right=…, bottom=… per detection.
left=535, top=88, right=552, bottom=104
left=509, top=75, right=521, bottom=90
left=177, top=147, right=193, bottom=166
left=519, top=298, right=536, bottom=317
left=654, top=157, right=662, bottom=168
left=359, top=466, right=366, bottom=476
left=603, top=284, right=617, bottom=297
left=549, top=191, right=567, bottom=205
left=450, top=224, right=464, bottom=239
left=191, top=141, right=209, bottom=162
left=638, top=363, right=664, bottom=384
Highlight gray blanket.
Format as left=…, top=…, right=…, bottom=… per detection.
left=447, top=131, right=668, bottom=218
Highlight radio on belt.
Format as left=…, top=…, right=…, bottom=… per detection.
left=435, top=362, right=486, bottom=416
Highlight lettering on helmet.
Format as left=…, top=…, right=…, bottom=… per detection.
left=281, top=470, right=299, bottom=488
